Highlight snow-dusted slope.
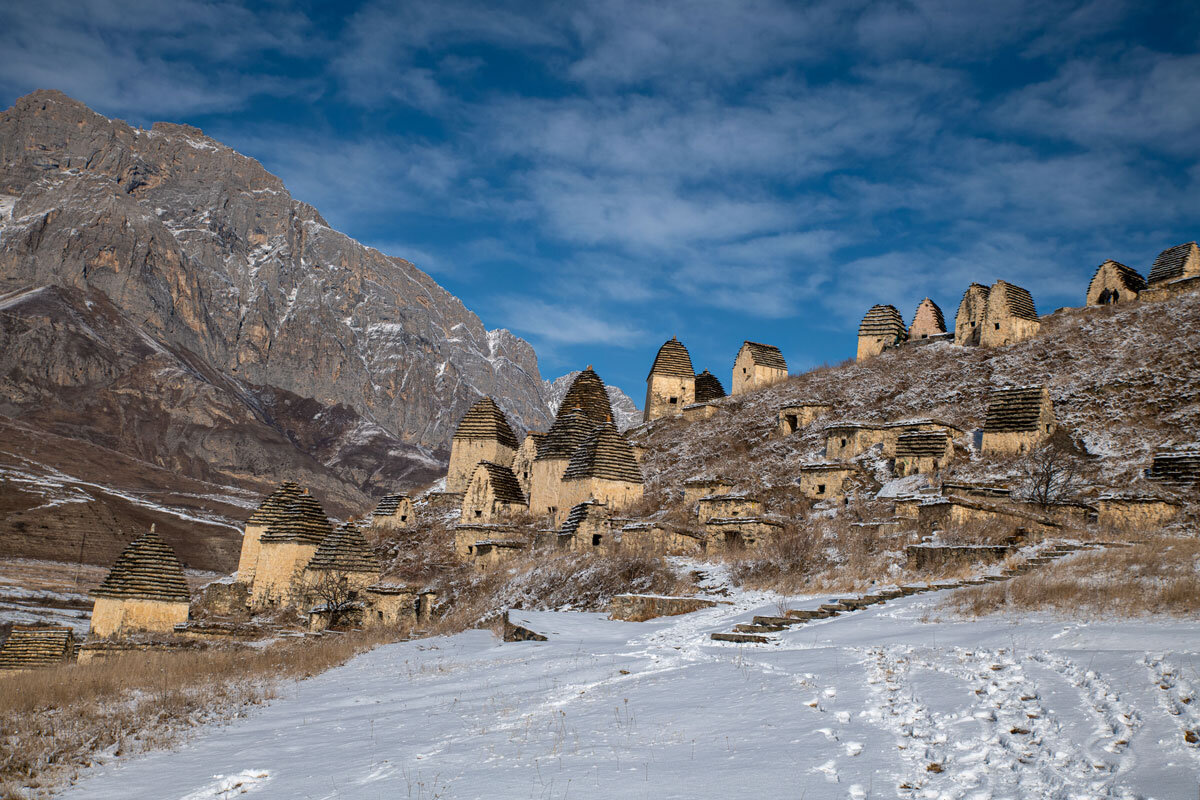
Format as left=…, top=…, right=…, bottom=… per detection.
left=545, top=370, right=642, bottom=431
left=63, top=579, right=1200, bottom=798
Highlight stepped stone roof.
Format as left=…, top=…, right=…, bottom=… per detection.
left=536, top=409, right=599, bottom=462
left=0, top=626, right=76, bottom=671
left=982, top=386, right=1049, bottom=433
left=306, top=522, right=380, bottom=574
left=1148, top=242, right=1199, bottom=284
left=452, top=396, right=519, bottom=449
left=247, top=481, right=303, bottom=526
left=555, top=367, right=614, bottom=425
left=259, top=490, right=334, bottom=545
left=895, top=430, right=952, bottom=458
left=858, top=304, right=908, bottom=339
left=1089, top=260, right=1146, bottom=293
left=738, top=341, right=787, bottom=370
left=1146, top=445, right=1200, bottom=488
left=694, top=370, right=727, bottom=402
left=909, top=298, right=946, bottom=336
left=372, top=494, right=410, bottom=518
left=472, top=461, right=527, bottom=505
left=560, top=500, right=609, bottom=536
left=92, top=528, right=190, bottom=603
left=990, top=281, right=1038, bottom=320
left=562, top=422, right=644, bottom=484
left=647, top=337, right=695, bottom=380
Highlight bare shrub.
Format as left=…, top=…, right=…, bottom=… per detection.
left=1020, top=435, right=1085, bottom=510
left=307, top=571, right=359, bottom=629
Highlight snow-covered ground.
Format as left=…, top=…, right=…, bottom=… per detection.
left=63, top=587, right=1200, bottom=799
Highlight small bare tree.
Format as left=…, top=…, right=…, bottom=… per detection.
left=1021, top=439, right=1084, bottom=510
left=309, top=572, right=358, bottom=629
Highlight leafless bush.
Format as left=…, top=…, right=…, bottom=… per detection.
left=1020, top=436, right=1085, bottom=510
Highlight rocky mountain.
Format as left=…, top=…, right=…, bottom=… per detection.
left=0, top=90, right=554, bottom=568
left=544, top=371, right=642, bottom=431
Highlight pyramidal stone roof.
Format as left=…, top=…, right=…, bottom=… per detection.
left=895, top=430, right=951, bottom=458
left=739, top=341, right=787, bottom=370
left=562, top=422, right=644, bottom=484
left=694, top=370, right=727, bottom=402
left=858, top=304, right=908, bottom=339
left=647, top=336, right=695, bottom=380
left=471, top=461, right=527, bottom=505
left=991, top=281, right=1038, bottom=320
left=537, top=409, right=600, bottom=462
left=983, top=386, right=1049, bottom=433
left=1090, top=260, right=1146, bottom=293
left=452, top=396, right=519, bottom=449
left=306, top=522, right=380, bottom=574
left=92, top=528, right=191, bottom=603
left=1147, top=242, right=1199, bottom=284
left=372, top=494, right=409, bottom=518
left=555, top=367, right=614, bottom=425
left=560, top=500, right=609, bottom=536
left=0, top=626, right=76, bottom=671
left=909, top=298, right=946, bottom=336
left=259, top=490, right=334, bottom=545
left=1146, top=445, right=1200, bottom=488
left=247, top=481, right=302, bottom=526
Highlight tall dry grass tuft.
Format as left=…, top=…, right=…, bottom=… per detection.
left=946, top=537, right=1200, bottom=618
left=0, top=631, right=391, bottom=798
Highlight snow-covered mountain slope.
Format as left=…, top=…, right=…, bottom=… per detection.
left=545, top=370, right=642, bottom=431
left=61, top=578, right=1200, bottom=798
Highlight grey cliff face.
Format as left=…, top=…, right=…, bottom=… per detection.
left=0, top=90, right=552, bottom=518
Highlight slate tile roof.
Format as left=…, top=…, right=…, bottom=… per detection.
left=472, top=461, right=527, bottom=505
left=738, top=341, right=787, bottom=371
left=647, top=337, right=695, bottom=380
left=247, top=481, right=302, bottom=526
left=0, top=626, right=76, bottom=671
left=92, top=528, right=191, bottom=603
left=858, top=304, right=908, bottom=339
left=991, top=281, right=1038, bottom=321
left=910, top=297, right=947, bottom=335
left=372, top=494, right=409, bottom=518
left=1146, top=445, right=1200, bottom=488
left=536, top=409, right=599, bottom=462
left=562, top=422, right=644, bottom=484
left=895, top=430, right=952, bottom=458
left=452, top=396, right=519, bottom=449
left=259, top=490, right=334, bottom=546
left=982, top=386, right=1050, bottom=433
left=1148, top=242, right=1199, bottom=285
left=1089, top=260, right=1146, bottom=294
left=693, top=370, right=727, bottom=402
left=306, top=522, right=380, bottom=574
left=559, top=500, right=609, bottom=536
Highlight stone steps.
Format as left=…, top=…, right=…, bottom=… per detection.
left=733, top=623, right=786, bottom=634
left=711, top=632, right=771, bottom=644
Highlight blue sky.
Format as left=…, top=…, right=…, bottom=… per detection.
left=2, top=1, right=1198, bottom=403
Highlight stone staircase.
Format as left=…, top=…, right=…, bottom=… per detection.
left=710, top=542, right=1113, bottom=644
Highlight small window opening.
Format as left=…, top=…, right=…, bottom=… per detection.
left=592, top=534, right=602, bottom=547
left=841, top=438, right=848, bottom=447
left=785, top=414, right=798, bottom=432
left=817, top=483, right=826, bottom=494
left=400, top=515, right=407, bottom=522
left=474, top=509, right=482, bottom=518
left=743, top=367, right=747, bottom=374
left=1045, top=424, right=1052, bottom=433
left=994, top=322, right=1000, bottom=330
left=669, top=396, right=678, bottom=405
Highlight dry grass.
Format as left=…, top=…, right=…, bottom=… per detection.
left=0, top=631, right=392, bottom=799
left=946, top=536, right=1200, bottom=618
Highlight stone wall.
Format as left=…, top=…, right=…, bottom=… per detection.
left=511, top=436, right=539, bottom=498
left=797, top=466, right=856, bottom=500
left=618, top=525, right=704, bottom=556
left=778, top=403, right=831, bottom=435
left=682, top=480, right=733, bottom=505
left=1096, top=498, right=1180, bottom=531
left=731, top=349, right=786, bottom=396
left=696, top=495, right=761, bottom=523
left=980, top=314, right=1040, bottom=348
left=362, top=588, right=419, bottom=628
left=447, top=438, right=515, bottom=494
left=704, top=519, right=783, bottom=551
left=89, top=596, right=189, bottom=637
left=905, top=544, right=1014, bottom=572
left=250, top=541, right=318, bottom=608
left=644, top=373, right=694, bottom=422
left=682, top=402, right=720, bottom=421
left=609, top=594, right=718, bottom=621
left=528, top=457, right=570, bottom=523
left=235, top=522, right=269, bottom=583
left=559, top=476, right=643, bottom=519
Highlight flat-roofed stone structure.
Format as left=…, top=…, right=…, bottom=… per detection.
left=980, top=280, right=1040, bottom=347
left=361, top=584, right=421, bottom=628
left=302, top=522, right=381, bottom=600
left=447, top=397, right=520, bottom=493
left=559, top=422, right=644, bottom=517
left=251, top=490, right=334, bottom=609
left=894, top=430, right=954, bottom=476
left=644, top=337, right=696, bottom=422
left=980, top=386, right=1055, bottom=455
left=511, top=432, right=544, bottom=498
left=369, top=494, right=413, bottom=530
left=908, top=297, right=947, bottom=340
left=682, top=477, right=733, bottom=506
left=453, top=522, right=517, bottom=559
left=779, top=402, right=832, bottom=436
left=797, top=462, right=858, bottom=500
left=90, top=528, right=191, bottom=637
left=236, top=481, right=302, bottom=584
left=693, top=369, right=726, bottom=403
left=558, top=500, right=612, bottom=551
left=732, top=341, right=787, bottom=395
left=1096, top=494, right=1181, bottom=531
left=857, top=304, right=908, bottom=361
left=1144, top=241, right=1200, bottom=298
left=697, top=494, right=761, bottom=523
left=954, top=283, right=990, bottom=346
left=472, top=539, right=526, bottom=570
left=618, top=522, right=705, bottom=556
left=824, top=419, right=962, bottom=461
left=682, top=402, right=721, bottom=421
left=940, top=482, right=1011, bottom=500
left=916, top=496, right=1059, bottom=538
left=461, top=461, right=528, bottom=522
left=529, top=368, right=613, bottom=521
left=1145, top=445, right=1200, bottom=489
left=704, top=518, right=783, bottom=551
left=1086, top=260, right=1146, bottom=306
left=0, top=625, right=76, bottom=671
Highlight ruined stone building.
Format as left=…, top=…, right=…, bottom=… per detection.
left=644, top=337, right=696, bottom=422
left=301, top=522, right=381, bottom=619
left=369, top=494, right=413, bottom=530
left=559, top=421, right=645, bottom=514
left=732, top=341, right=787, bottom=395
left=236, top=480, right=301, bottom=584
left=511, top=431, right=544, bottom=498
left=796, top=462, right=858, bottom=500
left=1143, top=242, right=1200, bottom=301
left=681, top=477, right=733, bottom=505
left=857, top=304, right=908, bottom=361
left=704, top=517, right=783, bottom=552
left=696, top=494, right=761, bottom=523
left=461, top=461, right=528, bottom=522
left=823, top=419, right=962, bottom=461
left=893, top=430, right=954, bottom=476
left=529, top=368, right=614, bottom=521
left=618, top=522, right=704, bottom=557
left=909, top=298, right=947, bottom=340
left=954, top=283, right=990, bottom=346
left=557, top=500, right=612, bottom=551
left=980, top=386, right=1056, bottom=455
left=779, top=402, right=832, bottom=436
left=446, top=396, right=520, bottom=493
left=1086, top=260, right=1146, bottom=306
left=1145, top=445, right=1200, bottom=489
left=0, top=626, right=76, bottom=671
left=693, top=369, right=726, bottom=402
left=979, top=280, right=1039, bottom=347
left=250, top=490, right=334, bottom=609
left=89, top=528, right=191, bottom=638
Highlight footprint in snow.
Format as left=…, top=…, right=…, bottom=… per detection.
left=178, top=769, right=270, bottom=800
